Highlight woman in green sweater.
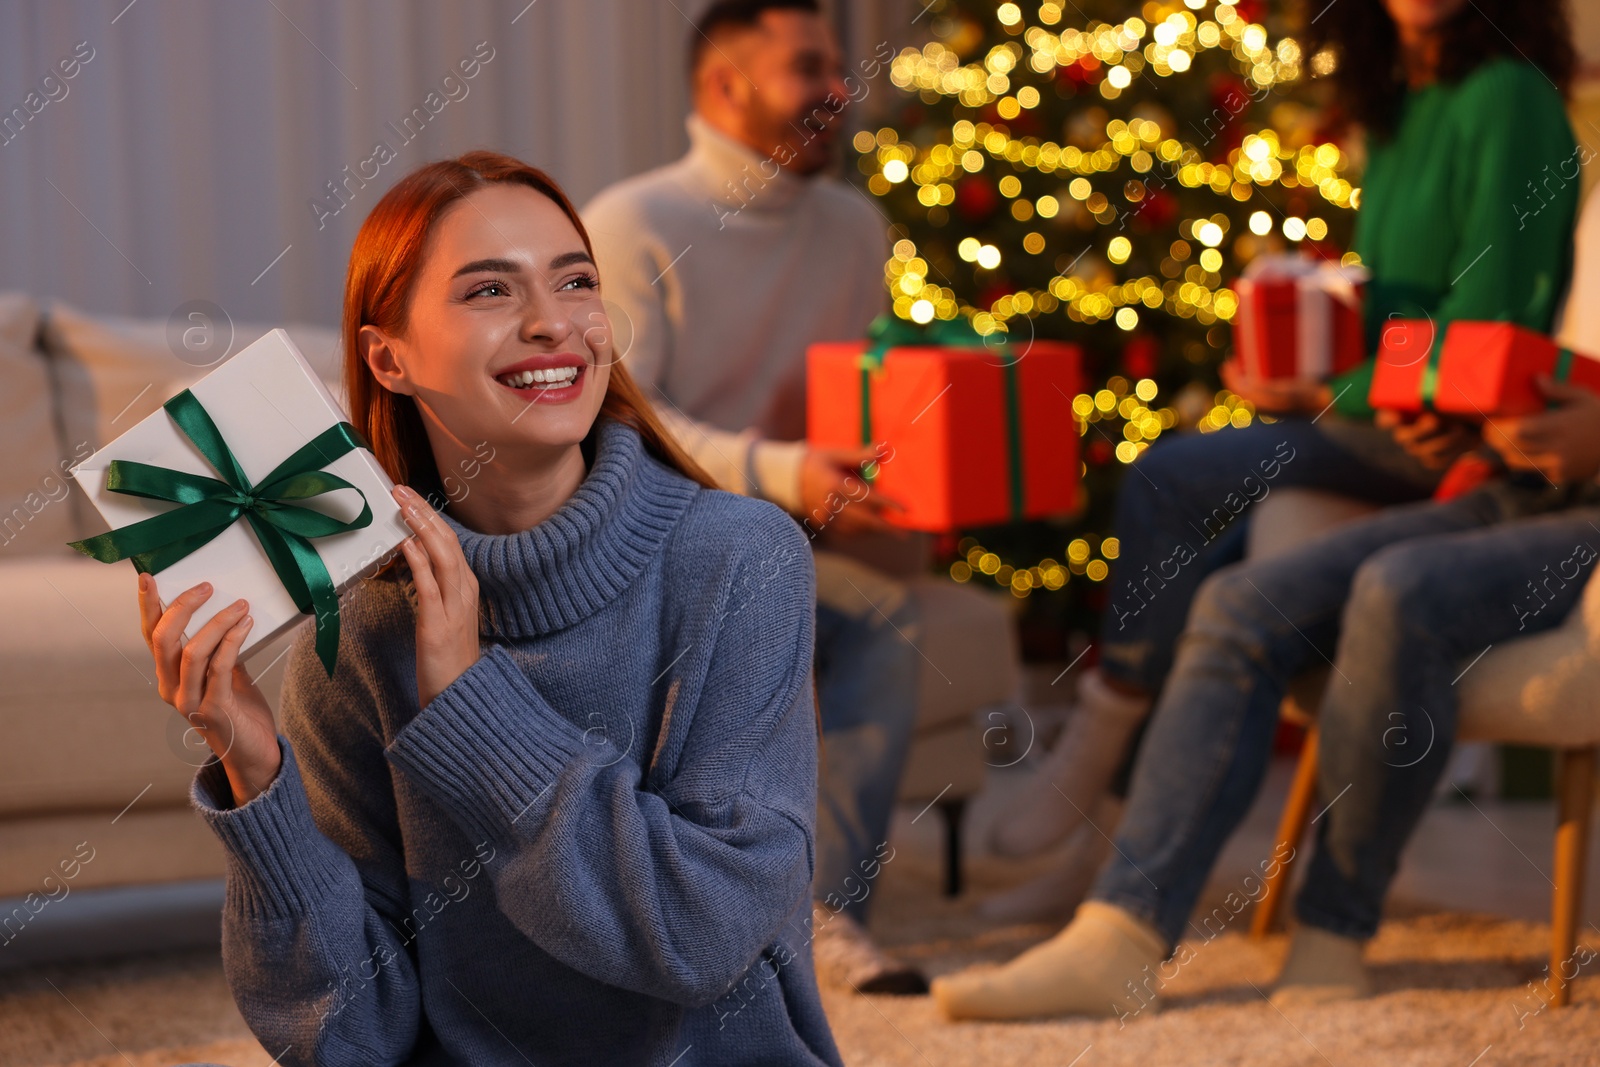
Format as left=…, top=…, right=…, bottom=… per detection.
left=1234, top=0, right=1580, bottom=425
left=941, top=0, right=1581, bottom=1021
left=988, top=0, right=1581, bottom=876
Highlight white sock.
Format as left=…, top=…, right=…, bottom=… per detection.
left=931, top=900, right=1166, bottom=1021
left=1269, top=924, right=1371, bottom=1008
left=979, top=795, right=1123, bottom=925
left=988, top=668, right=1150, bottom=859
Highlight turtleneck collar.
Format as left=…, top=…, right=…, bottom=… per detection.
left=684, top=112, right=811, bottom=214
left=435, top=416, right=701, bottom=639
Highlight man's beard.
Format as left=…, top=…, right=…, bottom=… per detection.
left=756, top=97, right=841, bottom=176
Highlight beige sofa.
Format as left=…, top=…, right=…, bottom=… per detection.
left=0, top=297, right=343, bottom=964
left=0, top=296, right=1013, bottom=964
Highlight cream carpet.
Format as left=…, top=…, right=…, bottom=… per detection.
left=3, top=871, right=1594, bottom=1066
left=4, top=757, right=1596, bottom=1067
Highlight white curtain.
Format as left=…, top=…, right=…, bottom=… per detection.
left=0, top=0, right=921, bottom=327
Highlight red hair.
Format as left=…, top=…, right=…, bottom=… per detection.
left=341, top=150, right=719, bottom=508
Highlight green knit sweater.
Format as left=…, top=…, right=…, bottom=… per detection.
left=1329, top=56, right=1579, bottom=418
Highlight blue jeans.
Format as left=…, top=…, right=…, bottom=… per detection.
left=1100, top=418, right=1440, bottom=694
left=1296, top=501, right=1600, bottom=938
left=811, top=550, right=920, bottom=920
left=1091, top=483, right=1598, bottom=948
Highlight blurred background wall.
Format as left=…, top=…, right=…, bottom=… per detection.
left=0, top=0, right=922, bottom=327
left=0, top=0, right=1594, bottom=329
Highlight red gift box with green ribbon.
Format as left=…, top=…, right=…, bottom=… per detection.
left=1434, top=322, right=1600, bottom=417
left=1369, top=319, right=1600, bottom=416
left=1367, top=318, right=1438, bottom=412
left=806, top=316, right=1081, bottom=532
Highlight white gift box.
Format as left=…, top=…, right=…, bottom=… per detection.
left=68, top=329, right=411, bottom=671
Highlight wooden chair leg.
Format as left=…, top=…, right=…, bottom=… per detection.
left=1549, top=746, right=1595, bottom=1008
left=938, top=797, right=967, bottom=898
left=1251, top=726, right=1320, bottom=939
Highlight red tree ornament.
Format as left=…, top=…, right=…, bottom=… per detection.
left=1122, top=334, right=1161, bottom=381
left=956, top=174, right=999, bottom=223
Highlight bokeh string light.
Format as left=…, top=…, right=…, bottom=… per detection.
left=861, top=0, right=1358, bottom=335
left=948, top=373, right=1264, bottom=597
left=861, top=0, right=1346, bottom=601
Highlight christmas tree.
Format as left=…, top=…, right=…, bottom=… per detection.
left=856, top=0, right=1359, bottom=654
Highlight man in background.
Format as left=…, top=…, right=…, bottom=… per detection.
left=582, top=0, right=925, bottom=994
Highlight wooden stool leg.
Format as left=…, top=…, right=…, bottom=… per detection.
left=938, top=797, right=967, bottom=898
left=1549, top=746, right=1595, bottom=1008
left=1251, top=726, right=1320, bottom=939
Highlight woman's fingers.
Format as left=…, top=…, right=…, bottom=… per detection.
left=394, top=485, right=443, bottom=542
left=1393, top=413, right=1435, bottom=442
left=393, top=488, right=444, bottom=611
left=204, top=612, right=253, bottom=707
left=397, top=487, right=468, bottom=587
left=392, top=484, right=481, bottom=709
left=1505, top=413, right=1558, bottom=452
left=150, top=582, right=215, bottom=695
left=174, top=598, right=250, bottom=714
left=394, top=485, right=475, bottom=616
left=1421, top=425, right=1472, bottom=464
left=401, top=536, right=442, bottom=611
left=137, top=573, right=164, bottom=648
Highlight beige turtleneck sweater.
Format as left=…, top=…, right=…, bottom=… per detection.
left=581, top=113, right=888, bottom=513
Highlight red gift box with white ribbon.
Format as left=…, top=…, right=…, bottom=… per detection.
left=1233, top=256, right=1369, bottom=380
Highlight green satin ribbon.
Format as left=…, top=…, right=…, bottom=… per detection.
left=857, top=314, right=1026, bottom=522
left=1550, top=347, right=1576, bottom=409
left=68, top=389, right=375, bottom=676
left=1419, top=358, right=1438, bottom=407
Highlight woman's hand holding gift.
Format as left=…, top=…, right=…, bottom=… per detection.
left=1219, top=359, right=1334, bottom=417
left=1376, top=409, right=1481, bottom=471
left=139, top=576, right=281, bottom=808
left=1483, top=376, right=1600, bottom=486
left=394, top=485, right=482, bottom=710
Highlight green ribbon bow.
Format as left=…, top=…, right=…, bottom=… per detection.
left=1555, top=348, right=1575, bottom=381
left=857, top=314, right=1027, bottom=522
left=68, top=389, right=375, bottom=677
left=1419, top=353, right=1439, bottom=408
left=1403, top=320, right=1442, bottom=409
left=1539, top=345, right=1587, bottom=411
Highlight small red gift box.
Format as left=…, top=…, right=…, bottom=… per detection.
left=1233, top=256, right=1368, bottom=380
left=1367, top=318, right=1440, bottom=413
left=1370, top=320, right=1600, bottom=417
left=1433, top=322, right=1600, bottom=419
left=807, top=333, right=1081, bottom=532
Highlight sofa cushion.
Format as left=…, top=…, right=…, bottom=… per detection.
left=906, top=575, right=1022, bottom=731
left=0, top=809, right=226, bottom=899
left=1458, top=569, right=1600, bottom=747
left=0, top=293, right=84, bottom=558
left=41, top=302, right=345, bottom=450
left=1245, top=487, right=1380, bottom=562
left=0, top=554, right=294, bottom=820
left=894, top=717, right=988, bottom=804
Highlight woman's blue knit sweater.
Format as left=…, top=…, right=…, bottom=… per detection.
left=189, top=414, right=842, bottom=1067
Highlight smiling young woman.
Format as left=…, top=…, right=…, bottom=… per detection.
left=139, top=151, right=844, bottom=1066
left=343, top=151, right=715, bottom=541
